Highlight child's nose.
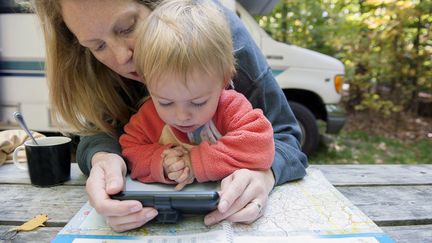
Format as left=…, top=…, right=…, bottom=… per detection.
left=176, top=109, right=192, bottom=123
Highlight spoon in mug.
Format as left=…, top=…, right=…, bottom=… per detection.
left=13, top=112, right=39, bottom=145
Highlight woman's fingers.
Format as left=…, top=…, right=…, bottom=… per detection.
left=89, top=153, right=126, bottom=195
left=205, top=180, right=256, bottom=224
left=204, top=169, right=274, bottom=226
left=224, top=199, right=265, bottom=224
left=85, top=152, right=158, bottom=230
left=106, top=208, right=158, bottom=232
left=218, top=169, right=250, bottom=213
left=87, top=153, right=142, bottom=217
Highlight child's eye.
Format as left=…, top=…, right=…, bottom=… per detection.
left=192, top=101, right=207, bottom=107
left=158, top=101, right=173, bottom=107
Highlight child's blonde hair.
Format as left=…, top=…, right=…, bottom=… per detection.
left=134, top=0, right=236, bottom=88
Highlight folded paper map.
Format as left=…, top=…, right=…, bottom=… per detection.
left=52, top=168, right=394, bottom=243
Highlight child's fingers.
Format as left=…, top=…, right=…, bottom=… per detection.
left=163, top=157, right=180, bottom=176
left=162, top=148, right=183, bottom=158
left=175, top=167, right=190, bottom=183
left=175, top=182, right=187, bottom=191
left=167, top=160, right=186, bottom=173
left=186, top=175, right=195, bottom=184
left=161, top=149, right=169, bottom=157
left=175, top=173, right=195, bottom=191
left=161, top=148, right=174, bottom=157
left=163, top=155, right=181, bottom=167
left=167, top=170, right=183, bottom=180
left=172, top=146, right=188, bottom=154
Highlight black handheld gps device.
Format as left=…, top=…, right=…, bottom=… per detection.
left=112, top=176, right=219, bottom=223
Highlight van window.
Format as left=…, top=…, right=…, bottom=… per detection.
left=0, top=0, right=32, bottom=14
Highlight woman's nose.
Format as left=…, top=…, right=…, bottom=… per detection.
left=113, top=41, right=133, bottom=65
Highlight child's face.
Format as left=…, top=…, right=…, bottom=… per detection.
left=148, top=70, right=225, bottom=133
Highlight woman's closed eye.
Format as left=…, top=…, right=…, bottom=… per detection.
left=117, top=18, right=137, bottom=36
left=94, top=42, right=106, bottom=52
left=119, top=25, right=135, bottom=35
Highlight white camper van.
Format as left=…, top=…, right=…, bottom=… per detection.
left=0, top=1, right=345, bottom=155
left=235, top=2, right=346, bottom=155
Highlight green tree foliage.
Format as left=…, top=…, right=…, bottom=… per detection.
left=258, top=0, right=431, bottom=118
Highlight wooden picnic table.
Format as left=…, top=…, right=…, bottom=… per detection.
left=0, top=163, right=431, bottom=242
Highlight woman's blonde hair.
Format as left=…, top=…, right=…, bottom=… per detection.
left=31, top=0, right=158, bottom=136
left=134, top=0, right=236, bottom=89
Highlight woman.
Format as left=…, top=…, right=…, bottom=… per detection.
left=33, top=0, right=308, bottom=232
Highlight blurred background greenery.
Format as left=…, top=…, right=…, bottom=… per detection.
left=256, top=0, right=431, bottom=164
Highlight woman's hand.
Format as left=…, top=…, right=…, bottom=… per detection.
left=86, top=152, right=158, bottom=232
left=204, top=169, right=275, bottom=225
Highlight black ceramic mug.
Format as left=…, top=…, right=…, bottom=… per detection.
left=13, top=136, right=72, bottom=187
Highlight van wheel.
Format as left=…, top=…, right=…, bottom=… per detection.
left=288, top=102, right=319, bottom=156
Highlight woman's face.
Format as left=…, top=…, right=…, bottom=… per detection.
left=61, top=0, right=151, bottom=81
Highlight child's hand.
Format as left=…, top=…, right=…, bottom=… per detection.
left=174, top=152, right=195, bottom=191
left=162, top=147, right=185, bottom=180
